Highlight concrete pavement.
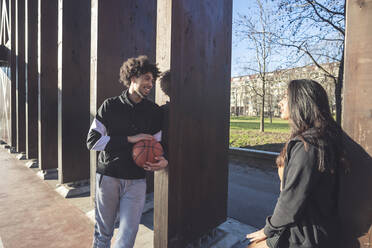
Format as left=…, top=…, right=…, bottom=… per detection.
left=0, top=146, right=279, bottom=247
left=0, top=148, right=94, bottom=248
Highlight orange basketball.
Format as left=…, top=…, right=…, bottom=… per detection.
left=132, top=139, right=164, bottom=168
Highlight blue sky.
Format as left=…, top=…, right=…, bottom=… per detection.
left=231, top=0, right=288, bottom=77
left=231, top=0, right=255, bottom=77
left=231, top=0, right=343, bottom=77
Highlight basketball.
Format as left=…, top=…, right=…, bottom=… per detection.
left=132, top=139, right=164, bottom=168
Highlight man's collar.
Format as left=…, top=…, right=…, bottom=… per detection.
left=119, top=89, right=146, bottom=108
left=119, top=89, right=134, bottom=107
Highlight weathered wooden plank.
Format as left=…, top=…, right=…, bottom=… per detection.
left=341, top=1, right=372, bottom=247
left=57, top=0, right=90, bottom=183
left=15, top=0, right=25, bottom=153
left=154, top=1, right=232, bottom=246
left=10, top=0, right=16, bottom=149
left=25, top=0, right=38, bottom=159
left=38, top=0, right=58, bottom=170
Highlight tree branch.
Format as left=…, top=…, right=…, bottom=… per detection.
left=312, top=0, right=344, bottom=16
left=305, top=0, right=345, bottom=36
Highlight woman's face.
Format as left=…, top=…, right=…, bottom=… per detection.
left=279, top=93, right=289, bottom=120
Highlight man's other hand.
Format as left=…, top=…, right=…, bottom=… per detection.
left=127, top=133, right=154, bottom=143
left=144, top=156, right=168, bottom=171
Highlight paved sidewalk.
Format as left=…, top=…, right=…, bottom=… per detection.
left=0, top=146, right=263, bottom=248
left=0, top=148, right=94, bottom=248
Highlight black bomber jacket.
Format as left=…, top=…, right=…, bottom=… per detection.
left=86, top=90, right=162, bottom=179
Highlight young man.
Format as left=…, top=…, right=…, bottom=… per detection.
left=87, top=55, right=168, bottom=248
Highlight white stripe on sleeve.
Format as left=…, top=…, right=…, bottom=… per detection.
left=153, top=131, right=162, bottom=142
left=89, top=118, right=111, bottom=151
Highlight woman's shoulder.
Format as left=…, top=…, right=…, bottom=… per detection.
left=286, top=138, right=318, bottom=166
left=289, top=132, right=320, bottom=153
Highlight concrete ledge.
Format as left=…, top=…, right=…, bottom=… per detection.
left=56, top=180, right=90, bottom=198
left=229, top=147, right=279, bottom=170
left=0, top=144, right=10, bottom=149
left=186, top=228, right=226, bottom=248
left=229, top=147, right=279, bottom=161
left=37, top=169, right=58, bottom=180
left=85, top=196, right=256, bottom=248
left=0, top=143, right=16, bottom=153
left=186, top=218, right=257, bottom=248
left=218, top=218, right=257, bottom=248
left=209, top=232, right=238, bottom=248
left=25, top=160, right=38, bottom=168
left=16, top=153, right=26, bottom=160
left=7, top=147, right=16, bottom=153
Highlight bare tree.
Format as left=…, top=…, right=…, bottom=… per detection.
left=267, top=82, right=273, bottom=123
left=234, top=0, right=279, bottom=132
left=234, top=89, right=238, bottom=116
left=273, top=0, right=345, bottom=124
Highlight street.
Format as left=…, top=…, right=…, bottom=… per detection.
left=228, top=161, right=280, bottom=228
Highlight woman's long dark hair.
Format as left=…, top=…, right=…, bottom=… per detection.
left=276, top=79, right=346, bottom=173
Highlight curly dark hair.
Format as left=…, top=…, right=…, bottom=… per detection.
left=159, top=70, right=171, bottom=97
left=119, top=55, right=160, bottom=87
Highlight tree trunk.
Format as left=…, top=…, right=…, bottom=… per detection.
left=335, top=51, right=344, bottom=125
left=260, top=76, right=266, bottom=132
left=235, top=91, right=239, bottom=116
left=269, top=95, right=272, bottom=124
left=270, top=111, right=272, bottom=124
left=260, top=95, right=265, bottom=132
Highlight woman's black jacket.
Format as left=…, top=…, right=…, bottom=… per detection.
left=264, top=136, right=339, bottom=248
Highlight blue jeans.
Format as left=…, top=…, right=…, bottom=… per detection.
left=92, top=173, right=146, bottom=248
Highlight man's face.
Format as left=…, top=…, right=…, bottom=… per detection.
left=131, top=72, right=154, bottom=98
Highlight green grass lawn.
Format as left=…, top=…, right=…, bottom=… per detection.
left=230, top=116, right=290, bottom=152
left=230, top=116, right=290, bottom=133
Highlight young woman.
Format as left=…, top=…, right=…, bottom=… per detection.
left=247, top=79, right=346, bottom=248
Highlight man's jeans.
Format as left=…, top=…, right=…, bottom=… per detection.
left=92, top=173, right=146, bottom=248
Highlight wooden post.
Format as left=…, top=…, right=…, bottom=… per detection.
left=9, top=0, right=17, bottom=150
left=58, top=0, right=90, bottom=184
left=15, top=0, right=25, bottom=153
left=24, top=0, right=38, bottom=159
left=154, top=1, right=232, bottom=246
left=90, top=0, right=157, bottom=202
left=154, top=0, right=171, bottom=246
left=340, top=1, right=372, bottom=247
left=38, top=0, right=57, bottom=171
left=9, top=0, right=16, bottom=150
left=0, top=0, right=12, bottom=145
